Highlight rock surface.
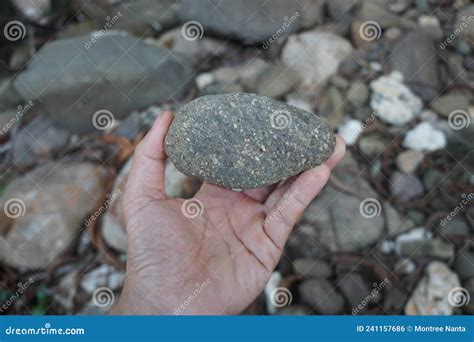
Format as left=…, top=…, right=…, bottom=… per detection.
left=80, top=264, right=125, bottom=294
left=0, top=162, right=108, bottom=269
left=299, top=279, right=345, bottom=314
left=178, top=0, right=300, bottom=44
left=405, top=261, right=461, bottom=315
left=281, top=29, right=353, bottom=94
left=292, top=258, right=332, bottom=279
left=13, top=115, right=71, bottom=167
left=390, top=172, right=424, bottom=201
left=14, top=33, right=194, bottom=134
left=165, top=93, right=335, bottom=189
left=156, top=27, right=239, bottom=68
left=370, top=71, right=423, bottom=126
left=389, top=31, right=440, bottom=102
left=0, top=78, right=22, bottom=109
left=301, top=153, right=414, bottom=252
left=403, top=122, right=447, bottom=152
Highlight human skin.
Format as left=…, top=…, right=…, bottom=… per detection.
left=111, top=111, right=346, bottom=315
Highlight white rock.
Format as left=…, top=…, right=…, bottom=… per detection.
left=370, top=71, right=423, bottom=125
left=264, top=271, right=282, bottom=315
left=282, top=29, right=353, bottom=94
left=403, top=122, right=447, bottom=152
left=196, top=73, right=215, bottom=90
left=395, top=227, right=432, bottom=256
left=81, top=264, right=125, bottom=294
left=337, top=119, right=363, bottom=146
left=405, top=261, right=461, bottom=315
left=380, top=240, right=395, bottom=254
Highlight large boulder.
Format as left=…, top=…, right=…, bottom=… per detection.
left=13, top=33, right=194, bottom=134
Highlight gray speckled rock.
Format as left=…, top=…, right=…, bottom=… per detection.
left=13, top=33, right=194, bottom=134
left=165, top=93, right=335, bottom=189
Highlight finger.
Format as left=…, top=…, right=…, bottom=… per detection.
left=126, top=111, right=174, bottom=201
left=325, top=135, right=346, bottom=170
left=263, top=135, right=345, bottom=211
left=263, top=164, right=330, bottom=249
left=242, top=185, right=275, bottom=203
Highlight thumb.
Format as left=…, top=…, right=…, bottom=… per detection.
left=125, top=111, right=174, bottom=202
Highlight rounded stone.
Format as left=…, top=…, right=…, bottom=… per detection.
left=165, top=93, right=335, bottom=189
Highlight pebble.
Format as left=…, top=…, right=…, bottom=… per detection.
left=165, top=93, right=335, bottom=189
left=347, top=81, right=369, bottom=106
left=302, top=153, right=414, bottom=252
left=80, top=264, right=125, bottom=294
left=292, top=258, right=332, bottom=279
left=370, top=71, right=423, bottom=126
left=299, top=279, right=345, bottom=314
left=337, top=273, right=372, bottom=310
left=405, top=261, right=461, bottom=315
left=403, top=122, right=447, bottom=152
left=394, top=227, right=455, bottom=260
left=391, top=172, right=424, bottom=200
left=454, top=245, right=474, bottom=280
left=282, top=29, right=353, bottom=94
left=388, top=31, right=440, bottom=102
left=358, top=133, right=391, bottom=156
left=418, top=15, right=443, bottom=40
left=430, top=91, right=470, bottom=118
left=337, top=119, right=363, bottom=146
left=396, top=150, right=424, bottom=173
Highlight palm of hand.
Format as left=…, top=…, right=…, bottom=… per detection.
left=113, top=111, right=344, bottom=315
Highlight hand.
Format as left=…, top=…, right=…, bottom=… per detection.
left=111, top=111, right=345, bottom=315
